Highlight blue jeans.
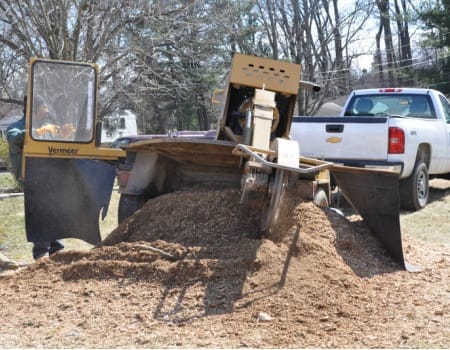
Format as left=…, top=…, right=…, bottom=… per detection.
left=32, top=240, right=64, bottom=260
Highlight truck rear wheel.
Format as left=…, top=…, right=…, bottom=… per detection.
left=400, top=161, right=429, bottom=211
left=118, top=194, right=146, bottom=224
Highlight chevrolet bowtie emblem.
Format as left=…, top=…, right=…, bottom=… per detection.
left=326, top=136, right=342, bottom=143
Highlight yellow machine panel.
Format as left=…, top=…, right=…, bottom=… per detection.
left=229, top=53, right=302, bottom=95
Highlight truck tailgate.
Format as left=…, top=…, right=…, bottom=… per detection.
left=291, top=116, right=389, bottom=161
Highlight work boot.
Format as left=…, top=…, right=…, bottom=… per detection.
left=32, top=241, right=50, bottom=260
left=49, top=240, right=64, bottom=255
left=34, top=251, right=49, bottom=260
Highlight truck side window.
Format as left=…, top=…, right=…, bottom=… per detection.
left=406, top=97, right=435, bottom=118
left=439, top=95, right=450, bottom=122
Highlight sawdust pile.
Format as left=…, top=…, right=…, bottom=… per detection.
left=0, top=186, right=448, bottom=348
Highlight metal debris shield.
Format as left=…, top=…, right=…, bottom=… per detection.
left=330, top=166, right=417, bottom=271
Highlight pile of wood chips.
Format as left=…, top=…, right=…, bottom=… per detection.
left=0, top=185, right=448, bottom=348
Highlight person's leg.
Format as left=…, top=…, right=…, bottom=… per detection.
left=49, top=240, right=64, bottom=255
left=32, top=241, right=50, bottom=260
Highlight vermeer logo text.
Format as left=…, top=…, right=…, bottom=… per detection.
left=48, top=147, right=79, bottom=155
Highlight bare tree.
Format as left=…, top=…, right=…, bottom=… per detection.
left=376, top=0, right=397, bottom=86
left=112, top=0, right=246, bottom=132
left=0, top=0, right=424, bottom=129
left=0, top=41, right=27, bottom=105
left=393, top=0, right=413, bottom=86
left=394, top=0, right=412, bottom=67
left=252, top=0, right=375, bottom=114
left=0, top=0, right=241, bottom=131
left=375, top=21, right=385, bottom=85
left=0, top=0, right=130, bottom=61
left=0, top=0, right=133, bottom=113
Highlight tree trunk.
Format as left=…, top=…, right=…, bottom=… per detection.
left=375, top=23, right=384, bottom=86
left=376, top=0, right=397, bottom=86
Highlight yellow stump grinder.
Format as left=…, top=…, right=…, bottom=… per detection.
left=19, top=54, right=412, bottom=270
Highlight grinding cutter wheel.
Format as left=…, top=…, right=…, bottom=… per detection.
left=260, top=168, right=288, bottom=234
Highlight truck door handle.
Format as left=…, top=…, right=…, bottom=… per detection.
left=326, top=124, right=344, bottom=133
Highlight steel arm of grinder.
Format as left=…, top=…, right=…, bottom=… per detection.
left=232, top=143, right=333, bottom=174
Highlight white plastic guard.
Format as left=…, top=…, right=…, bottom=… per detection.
left=272, top=138, right=300, bottom=168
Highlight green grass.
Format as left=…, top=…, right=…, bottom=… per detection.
left=400, top=182, right=450, bottom=245
left=0, top=171, right=19, bottom=191
left=0, top=196, right=31, bottom=262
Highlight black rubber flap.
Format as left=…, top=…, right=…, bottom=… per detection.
left=24, top=158, right=116, bottom=245
left=330, top=168, right=409, bottom=270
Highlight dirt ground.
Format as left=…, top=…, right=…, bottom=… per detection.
left=0, top=184, right=449, bottom=348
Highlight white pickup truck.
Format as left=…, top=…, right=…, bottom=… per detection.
left=291, top=88, right=450, bottom=211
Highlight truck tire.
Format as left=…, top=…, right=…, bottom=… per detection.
left=399, top=161, right=429, bottom=211
left=118, top=194, right=145, bottom=224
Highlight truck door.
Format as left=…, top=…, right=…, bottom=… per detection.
left=22, top=58, right=124, bottom=246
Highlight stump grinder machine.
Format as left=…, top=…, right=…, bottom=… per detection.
left=19, top=54, right=411, bottom=270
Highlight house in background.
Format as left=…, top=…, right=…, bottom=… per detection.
left=101, top=110, right=138, bottom=145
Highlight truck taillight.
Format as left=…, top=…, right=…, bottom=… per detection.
left=388, top=127, right=405, bottom=154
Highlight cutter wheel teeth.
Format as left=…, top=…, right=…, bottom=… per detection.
left=261, top=169, right=287, bottom=236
